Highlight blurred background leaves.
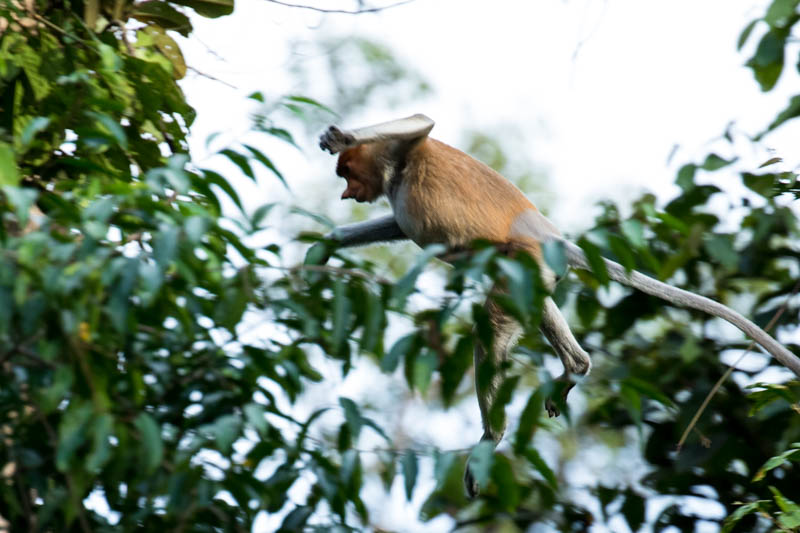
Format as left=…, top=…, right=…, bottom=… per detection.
left=0, top=0, right=799, bottom=532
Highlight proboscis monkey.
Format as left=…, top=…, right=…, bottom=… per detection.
left=317, top=114, right=800, bottom=498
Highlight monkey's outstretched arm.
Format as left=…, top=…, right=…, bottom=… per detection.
left=327, top=215, right=408, bottom=248
left=319, top=113, right=435, bottom=154
left=562, top=239, right=800, bottom=376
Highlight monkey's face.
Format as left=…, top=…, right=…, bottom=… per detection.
left=340, top=177, right=371, bottom=202
left=336, top=146, right=382, bottom=203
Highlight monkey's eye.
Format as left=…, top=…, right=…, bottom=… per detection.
left=335, top=160, right=350, bottom=178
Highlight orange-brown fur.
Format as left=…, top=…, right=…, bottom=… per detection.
left=337, top=138, right=543, bottom=259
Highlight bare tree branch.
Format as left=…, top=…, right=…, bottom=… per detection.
left=677, top=277, right=800, bottom=452
left=264, top=0, right=415, bottom=15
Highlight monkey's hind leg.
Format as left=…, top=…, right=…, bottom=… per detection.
left=464, top=300, right=522, bottom=499
left=539, top=297, right=591, bottom=417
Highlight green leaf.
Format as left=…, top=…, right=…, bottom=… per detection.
left=491, top=455, right=520, bottom=511
left=278, top=506, right=313, bottom=532
left=331, top=278, right=351, bottom=355
left=285, top=95, right=337, bottom=116
left=134, top=413, right=164, bottom=475
left=753, top=446, right=800, bottom=481
left=432, top=450, right=456, bottom=491
left=488, top=375, right=520, bottom=437
left=701, top=153, right=736, bottom=171
left=390, top=245, right=445, bottom=307
left=440, top=336, right=472, bottom=406
left=577, top=237, right=609, bottom=286
left=764, top=0, right=798, bottom=27
left=621, top=219, right=645, bottom=248
left=203, top=169, right=245, bottom=213
left=19, top=116, right=50, bottom=149
left=170, top=0, right=234, bottom=18
left=86, top=414, right=113, bottom=473
left=86, top=111, right=128, bottom=150
left=56, top=403, right=93, bottom=472
left=402, top=450, right=418, bottom=501
left=466, top=441, right=494, bottom=492
left=303, top=242, right=329, bottom=266
left=742, top=172, right=776, bottom=197
left=759, top=156, right=783, bottom=168
left=514, top=387, right=546, bottom=453
left=0, top=144, right=20, bottom=187
left=2, top=186, right=37, bottom=227
left=153, top=224, right=180, bottom=270
left=676, top=163, right=697, bottom=191
left=359, top=289, right=383, bottom=354
left=621, top=490, right=646, bottom=532
left=339, top=397, right=363, bottom=442
left=132, top=1, right=193, bottom=36
left=220, top=148, right=256, bottom=181
left=38, top=366, right=74, bottom=414
left=212, top=414, right=242, bottom=453
left=243, top=403, right=268, bottom=436
left=411, top=350, right=437, bottom=394
left=704, top=234, right=738, bottom=270
left=747, top=29, right=786, bottom=91
left=760, top=94, right=800, bottom=137
left=722, top=501, right=767, bottom=533
left=290, top=206, right=334, bottom=229
left=608, top=234, right=636, bottom=272
left=382, top=334, right=416, bottom=372
left=622, top=377, right=675, bottom=408
left=362, top=417, right=391, bottom=443
left=524, top=448, right=557, bottom=490
left=243, top=144, right=288, bottom=189
left=770, top=486, right=800, bottom=528
left=144, top=25, right=187, bottom=79
left=620, top=383, right=643, bottom=442
left=737, top=19, right=759, bottom=50
left=542, top=240, right=567, bottom=278
left=251, top=202, right=278, bottom=230
left=264, top=127, right=298, bottom=147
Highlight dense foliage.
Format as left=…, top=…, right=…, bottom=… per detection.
left=1, top=1, right=799, bottom=532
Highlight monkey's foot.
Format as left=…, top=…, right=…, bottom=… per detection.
left=319, top=126, right=356, bottom=154
left=544, top=380, right=576, bottom=418
left=545, top=397, right=560, bottom=418
left=463, top=463, right=479, bottom=499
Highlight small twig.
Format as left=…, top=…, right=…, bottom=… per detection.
left=32, top=13, right=91, bottom=45
left=677, top=278, right=800, bottom=451
left=264, top=0, right=415, bottom=15
left=306, top=435, right=470, bottom=456
left=15, top=346, right=56, bottom=369
left=33, top=408, right=93, bottom=533
left=278, top=263, right=391, bottom=285
left=119, top=24, right=135, bottom=55
left=453, top=511, right=542, bottom=531
left=186, top=66, right=239, bottom=90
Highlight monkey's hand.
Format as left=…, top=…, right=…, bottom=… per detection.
left=319, top=126, right=356, bottom=154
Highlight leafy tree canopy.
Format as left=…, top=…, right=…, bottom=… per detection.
left=1, top=1, right=799, bottom=532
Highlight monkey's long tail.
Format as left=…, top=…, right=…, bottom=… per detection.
left=561, top=240, right=800, bottom=377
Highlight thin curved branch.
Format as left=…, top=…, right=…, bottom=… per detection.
left=264, top=0, right=415, bottom=15
left=677, top=277, right=800, bottom=451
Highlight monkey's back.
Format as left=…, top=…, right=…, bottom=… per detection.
left=392, top=138, right=539, bottom=250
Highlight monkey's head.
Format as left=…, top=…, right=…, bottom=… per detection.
left=336, top=145, right=383, bottom=203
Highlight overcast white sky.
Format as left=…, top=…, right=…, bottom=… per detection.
left=171, top=1, right=799, bottom=531
left=179, top=0, right=798, bottom=235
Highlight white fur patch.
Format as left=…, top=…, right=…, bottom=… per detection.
left=509, top=208, right=562, bottom=242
